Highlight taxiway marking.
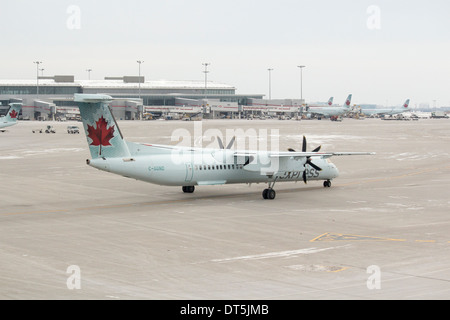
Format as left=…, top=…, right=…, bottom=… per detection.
left=311, top=233, right=447, bottom=244
left=311, top=232, right=405, bottom=242
left=211, top=246, right=348, bottom=263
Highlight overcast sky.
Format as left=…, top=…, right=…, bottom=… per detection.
left=1, top=0, right=449, bottom=106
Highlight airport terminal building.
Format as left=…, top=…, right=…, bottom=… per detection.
left=0, top=75, right=306, bottom=120
left=0, top=75, right=291, bottom=120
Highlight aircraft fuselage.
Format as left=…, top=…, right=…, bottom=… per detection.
left=88, top=146, right=339, bottom=187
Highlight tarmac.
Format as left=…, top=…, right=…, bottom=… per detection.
left=1, top=118, right=449, bottom=299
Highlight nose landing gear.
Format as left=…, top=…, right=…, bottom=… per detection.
left=182, top=186, right=195, bottom=193
left=323, top=180, right=332, bottom=188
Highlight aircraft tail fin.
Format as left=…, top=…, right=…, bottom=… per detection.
left=75, top=94, right=131, bottom=159
left=4, top=103, right=22, bottom=122
left=344, top=94, right=352, bottom=108
left=403, top=99, right=410, bottom=110
left=328, top=97, right=334, bottom=106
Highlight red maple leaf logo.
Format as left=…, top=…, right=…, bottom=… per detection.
left=87, top=116, right=115, bottom=155
left=9, top=110, right=18, bottom=119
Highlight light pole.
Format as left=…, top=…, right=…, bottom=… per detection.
left=202, top=63, right=210, bottom=100
left=297, top=65, right=305, bottom=103
left=34, top=61, right=42, bottom=98
left=86, top=69, right=92, bottom=80
left=137, top=60, right=144, bottom=100
left=267, top=68, right=273, bottom=100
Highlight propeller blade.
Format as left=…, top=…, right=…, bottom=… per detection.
left=312, top=145, right=321, bottom=152
left=288, top=148, right=296, bottom=152
left=302, top=136, right=307, bottom=152
left=217, top=136, right=225, bottom=149
left=303, top=171, right=307, bottom=184
left=226, top=136, right=236, bottom=149
left=307, top=159, right=322, bottom=171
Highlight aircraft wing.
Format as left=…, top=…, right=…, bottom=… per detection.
left=234, top=151, right=374, bottom=161
left=268, top=152, right=332, bottom=158
left=322, top=152, right=375, bottom=158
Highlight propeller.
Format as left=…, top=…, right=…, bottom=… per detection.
left=288, top=136, right=322, bottom=183
left=217, top=136, right=235, bottom=149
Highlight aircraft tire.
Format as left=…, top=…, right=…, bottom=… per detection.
left=263, top=188, right=276, bottom=200
left=182, top=186, right=195, bottom=193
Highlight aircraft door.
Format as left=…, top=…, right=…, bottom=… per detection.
left=185, top=163, right=194, bottom=182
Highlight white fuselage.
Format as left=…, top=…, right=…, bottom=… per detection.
left=306, top=106, right=349, bottom=117
left=361, top=108, right=409, bottom=116
left=88, top=145, right=339, bottom=187
left=0, top=120, right=16, bottom=129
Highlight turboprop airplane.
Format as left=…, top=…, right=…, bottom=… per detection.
left=305, top=94, right=352, bottom=118
left=75, top=94, right=374, bottom=200
left=359, top=99, right=410, bottom=116
left=0, top=103, right=22, bottom=130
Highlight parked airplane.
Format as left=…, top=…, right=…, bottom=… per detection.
left=304, top=94, right=352, bottom=118
left=0, top=103, right=22, bottom=130
left=359, top=99, right=410, bottom=116
left=75, top=94, right=374, bottom=200
left=306, top=97, right=334, bottom=107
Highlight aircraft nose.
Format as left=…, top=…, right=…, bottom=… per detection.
left=331, top=163, right=339, bottom=178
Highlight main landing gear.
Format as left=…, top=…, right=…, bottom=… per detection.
left=262, top=188, right=276, bottom=200
left=182, top=186, right=195, bottom=193
left=262, top=179, right=277, bottom=200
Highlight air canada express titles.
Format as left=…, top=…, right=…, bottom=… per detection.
left=278, top=168, right=320, bottom=180
left=180, top=304, right=269, bottom=317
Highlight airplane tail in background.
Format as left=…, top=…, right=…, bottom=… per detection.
left=328, top=97, right=334, bottom=106
left=75, top=94, right=131, bottom=159
left=403, top=99, right=410, bottom=110
left=0, top=103, right=22, bottom=129
left=344, top=94, right=352, bottom=108
left=4, top=103, right=22, bottom=122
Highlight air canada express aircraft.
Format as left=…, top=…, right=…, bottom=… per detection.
left=75, top=94, right=374, bottom=200
left=0, top=103, right=22, bottom=130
